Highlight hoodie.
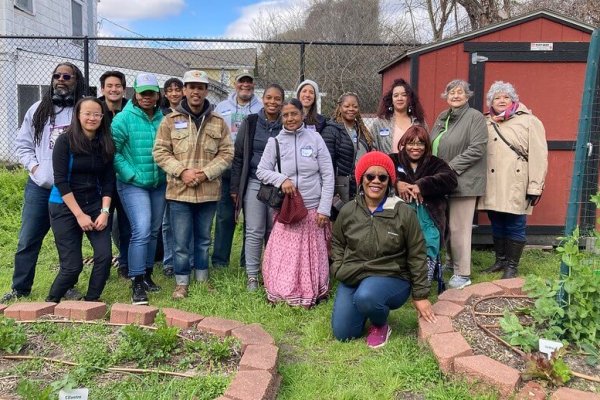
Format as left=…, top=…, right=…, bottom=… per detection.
left=15, top=101, right=74, bottom=189
left=214, top=92, right=262, bottom=141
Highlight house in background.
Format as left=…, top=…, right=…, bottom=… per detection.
left=378, top=10, right=596, bottom=244
left=0, top=0, right=256, bottom=163
left=97, top=45, right=257, bottom=89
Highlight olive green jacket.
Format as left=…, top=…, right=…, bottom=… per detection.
left=330, top=195, right=430, bottom=300
left=430, top=104, right=487, bottom=197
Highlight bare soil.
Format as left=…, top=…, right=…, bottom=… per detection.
left=453, top=295, right=600, bottom=393
left=0, top=315, right=242, bottom=398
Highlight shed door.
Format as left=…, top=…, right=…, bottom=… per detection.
left=465, top=42, right=590, bottom=235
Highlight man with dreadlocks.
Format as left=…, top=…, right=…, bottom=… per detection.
left=2, top=62, right=86, bottom=302
left=321, top=92, right=374, bottom=219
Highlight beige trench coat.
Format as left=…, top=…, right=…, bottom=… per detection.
left=478, top=103, right=548, bottom=215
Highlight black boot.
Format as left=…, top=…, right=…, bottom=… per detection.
left=143, top=269, right=161, bottom=292
left=131, top=275, right=148, bottom=305
left=502, top=239, right=526, bottom=279
left=485, top=237, right=507, bottom=273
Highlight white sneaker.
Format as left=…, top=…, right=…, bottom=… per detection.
left=448, top=275, right=472, bottom=289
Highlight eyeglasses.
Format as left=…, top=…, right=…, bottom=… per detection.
left=365, top=174, right=389, bottom=183
left=405, top=142, right=426, bottom=149
left=52, top=73, right=73, bottom=81
left=80, top=112, right=103, bottom=119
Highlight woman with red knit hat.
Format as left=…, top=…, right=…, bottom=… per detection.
left=330, top=151, right=436, bottom=348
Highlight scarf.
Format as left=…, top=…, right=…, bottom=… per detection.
left=490, top=102, right=519, bottom=123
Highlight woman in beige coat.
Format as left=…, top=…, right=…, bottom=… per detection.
left=478, top=81, right=547, bottom=279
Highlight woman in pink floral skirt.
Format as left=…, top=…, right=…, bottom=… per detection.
left=256, top=98, right=334, bottom=307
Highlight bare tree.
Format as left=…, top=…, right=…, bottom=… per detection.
left=250, top=0, right=411, bottom=114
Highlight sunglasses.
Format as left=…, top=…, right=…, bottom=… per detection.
left=52, top=73, right=73, bottom=81
left=365, top=174, right=389, bottom=183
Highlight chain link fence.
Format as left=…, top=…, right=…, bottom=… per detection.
left=0, top=36, right=407, bottom=164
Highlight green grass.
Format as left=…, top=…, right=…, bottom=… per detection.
left=0, top=168, right=562, bottom=399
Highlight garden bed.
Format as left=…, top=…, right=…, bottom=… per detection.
left=0, top=314, right=241, bottom=399
left=453, top=295, right=600, bottom=393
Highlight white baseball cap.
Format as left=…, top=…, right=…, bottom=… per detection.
left=183, top=70, right=210, bottom=85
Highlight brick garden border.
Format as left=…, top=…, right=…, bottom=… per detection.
left=0, top=301, right=280, bottom=400
left=418, top=277, right=600, bottom=400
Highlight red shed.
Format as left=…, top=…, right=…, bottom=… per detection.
left=378, top=10, right=595, bottom=244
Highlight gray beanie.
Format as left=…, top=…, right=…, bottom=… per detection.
left=296, top=79, right=320, bottom=99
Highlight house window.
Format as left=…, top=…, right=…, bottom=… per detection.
left=18, top=85, right=42, bottom=127
left=71, top=0, right=83, bottom=36
left=14, top=0, right=34, bottom=14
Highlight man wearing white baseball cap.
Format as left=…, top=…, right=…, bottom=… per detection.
left=153, top=70, right=234, bottom=299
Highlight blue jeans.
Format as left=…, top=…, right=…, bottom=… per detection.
left=487, top=211, right=527, bottom=242
left=162, top=202, right=194, bottom=268
left=331, top=276, right=412, bottom=341
left=169, top=200, right=217, bottom=277
left=117, top=181, right=166, bottom=277
left=12, top=178, right=52, bottom=295
left=243, top=178, right=274, bottom=276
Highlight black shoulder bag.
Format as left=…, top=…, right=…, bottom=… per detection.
left=256, top=139, right=285, bottom=209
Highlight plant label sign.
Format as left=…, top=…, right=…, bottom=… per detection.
left=59, top=388, right=89, bottom=400
left=539, top=338, right=563, bottom=359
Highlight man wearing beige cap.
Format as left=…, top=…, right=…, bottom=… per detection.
left=153, top=70, right=234, bottom=299
left=212, top=70, right=262, bottom=270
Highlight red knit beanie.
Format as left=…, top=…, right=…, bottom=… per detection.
left=354, top=151, right=397, bottom=185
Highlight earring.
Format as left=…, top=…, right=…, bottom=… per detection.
left=388, top=106, right=393, bottom=112
left=408, top=105, right=413, bottom=114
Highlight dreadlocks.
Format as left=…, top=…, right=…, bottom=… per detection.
left=331, top=92, right=374, bottom=148
left=32, top=62, right=86, bottom=146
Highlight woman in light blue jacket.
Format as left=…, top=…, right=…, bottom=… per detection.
left=257, top=98, right=334, bottom=307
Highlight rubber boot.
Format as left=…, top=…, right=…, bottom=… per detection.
left=485, top=237, right=507, bottom=273
left=502, top=238, right=526, bottom=279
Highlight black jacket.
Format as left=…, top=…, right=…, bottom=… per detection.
left=230, top=112, right=282, bottom=201
left=390, top=153, right=457, bottom=244
left=321, top=120, right=370, bottom=197
left=98, top=96, right=128, bottom=126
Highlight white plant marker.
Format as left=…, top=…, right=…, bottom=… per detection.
left=539, top=338, right=563, bottom=360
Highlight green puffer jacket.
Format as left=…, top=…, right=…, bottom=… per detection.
left=112, top=101, right=166, bottom=188
left=330, top=195, right=430, bottom=300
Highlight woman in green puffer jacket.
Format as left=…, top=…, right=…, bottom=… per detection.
left=111, top=73, right=166, bottom=306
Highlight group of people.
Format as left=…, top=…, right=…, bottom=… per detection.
left=2, top=60, right=548, bottom=349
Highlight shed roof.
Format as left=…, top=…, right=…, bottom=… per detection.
left=378, top=9, right=595, bottom=74
left=97, top=45, right=256, bottom=77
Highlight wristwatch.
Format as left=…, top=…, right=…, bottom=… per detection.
left=100, top=207, right=110, bottom=215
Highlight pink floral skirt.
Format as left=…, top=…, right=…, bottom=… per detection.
left=262, top=209, right=331, bottom=307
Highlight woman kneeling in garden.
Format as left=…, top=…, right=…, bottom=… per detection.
left=330, top=151, right=436, bottom=348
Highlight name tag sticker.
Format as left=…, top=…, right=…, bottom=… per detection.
left=301, top=146, right=313, bottom=157
left=174, top=121, right=188, bottom=129
left=379, top=128, right=390, bottom=137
